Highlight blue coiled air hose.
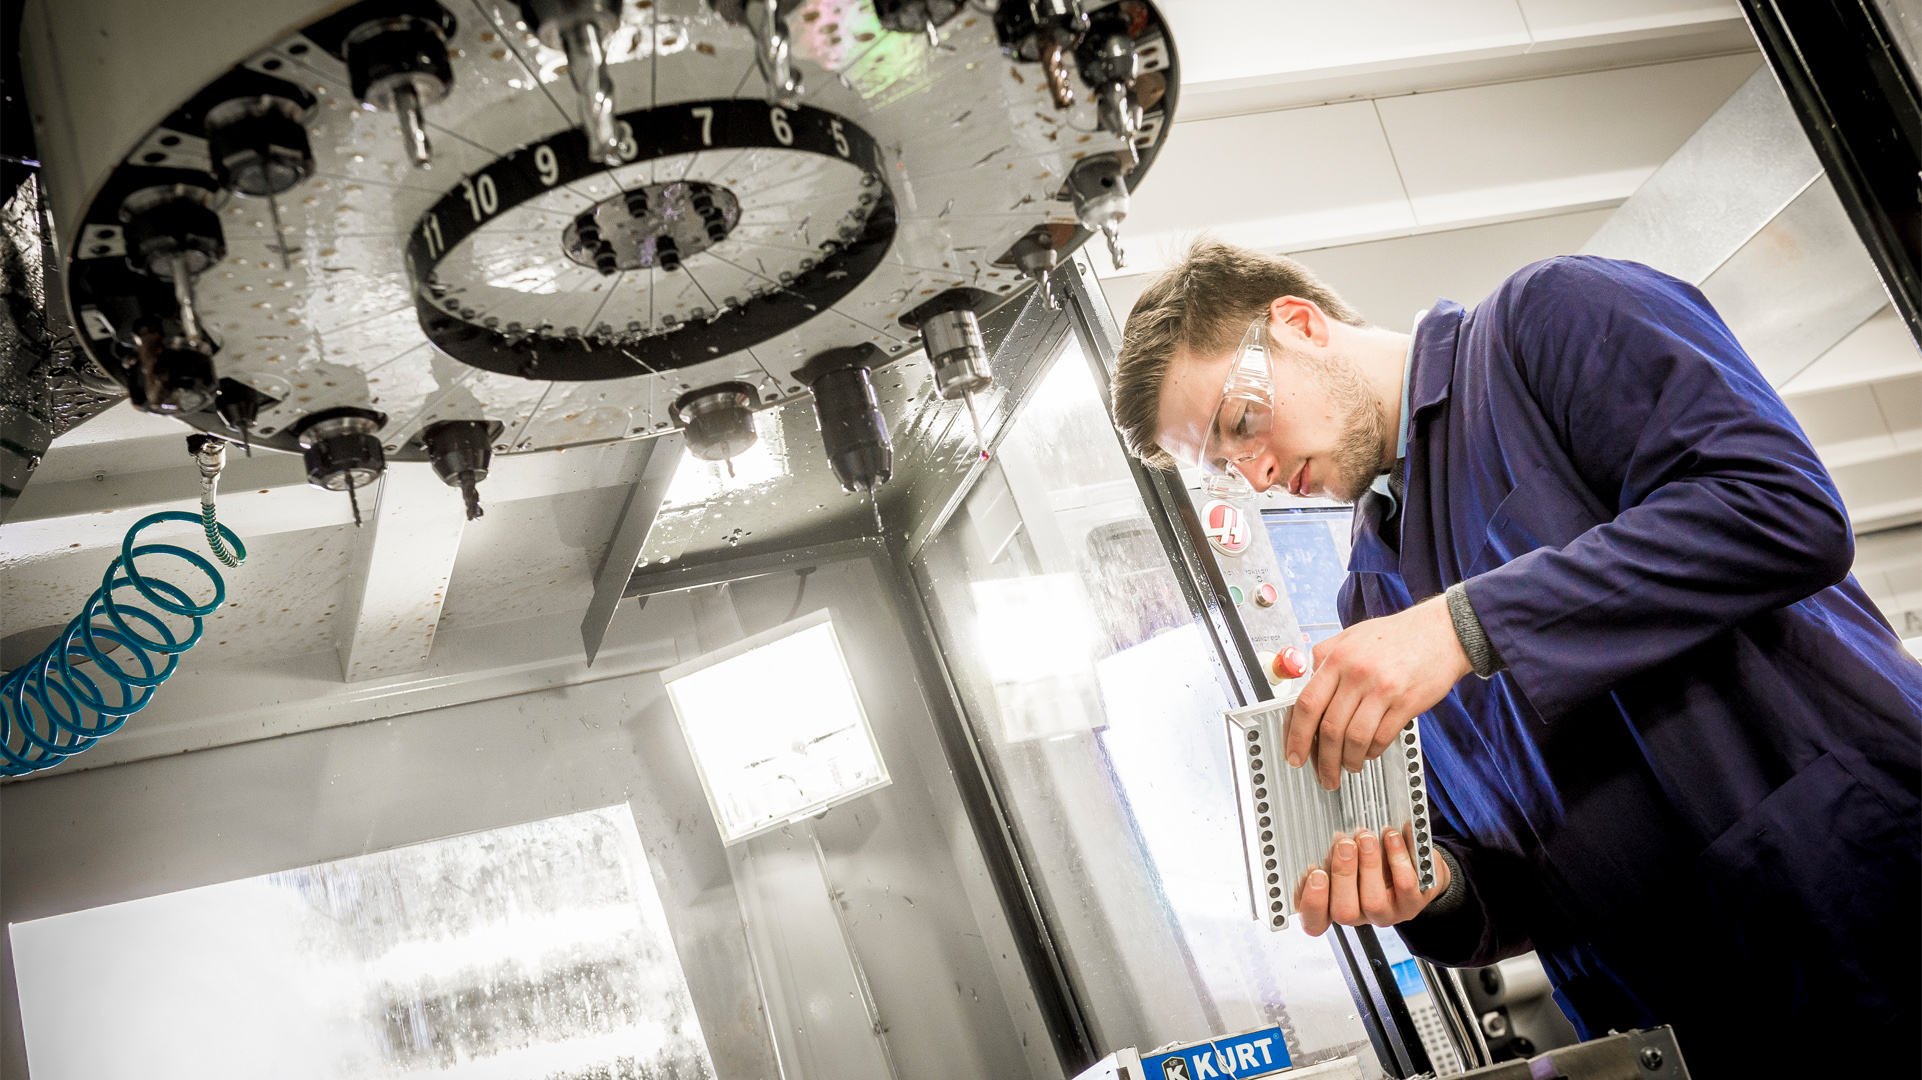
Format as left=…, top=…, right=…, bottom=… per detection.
left=0, top=508, right=245, bottom=776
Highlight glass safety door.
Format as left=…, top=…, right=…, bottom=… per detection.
left=909, top=332, right=1383, bottom=1075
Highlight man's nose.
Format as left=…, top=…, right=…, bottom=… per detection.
left=1236, top=452, right=1280, bottom=493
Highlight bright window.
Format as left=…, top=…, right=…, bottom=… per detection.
left=10, top=805, right=714, bottom=1080
left=663, top=609, right=890, bottom=844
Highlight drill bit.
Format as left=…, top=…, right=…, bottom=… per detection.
left=267, top=190, right=294, bottom=271
left=169, top=252, right=203, bottom=347
left=965, top=391, right=989, bottom=462
left=394, top=84, right=434, bottom=168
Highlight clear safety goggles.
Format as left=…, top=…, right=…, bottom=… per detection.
left=1197, top=317, right=1278, bottom=500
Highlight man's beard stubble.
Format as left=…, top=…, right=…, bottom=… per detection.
left=1297, top=347, right=1389, bottom=505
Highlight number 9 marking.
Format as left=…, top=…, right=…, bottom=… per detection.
left=534, top=145, right=559, bottom=186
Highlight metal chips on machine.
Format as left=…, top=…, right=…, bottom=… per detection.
left=1228, top=687, right=1436, bottom=930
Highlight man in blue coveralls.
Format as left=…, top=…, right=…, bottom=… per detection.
left=1108, top=239, right=1921, bottom=1077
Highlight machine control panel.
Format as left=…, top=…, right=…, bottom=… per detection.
left=1199, top=497, right=1313, bottom=694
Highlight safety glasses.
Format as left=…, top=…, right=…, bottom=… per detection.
left=1197, top=317, right=1278, bottom=499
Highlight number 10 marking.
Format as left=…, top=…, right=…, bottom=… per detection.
left=460, top=174, right=499, bottom=221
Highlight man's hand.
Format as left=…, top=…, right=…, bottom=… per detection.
left=1285, top=596, right=1471, bottom=791
left=1294, top=826, right=1450, bottom=935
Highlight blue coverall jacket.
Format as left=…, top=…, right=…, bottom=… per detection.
left=1338, top=257, right=1922, bottom=1078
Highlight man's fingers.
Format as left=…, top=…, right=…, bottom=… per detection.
left=1383, top=826, right=1422, bottom=919
left=1287, top=675, right=1331, bottom=770
left=1296, top=868, right=1330, bottom=936
left=1355, top=831, right=1391, bottom=924
left=1316, top=681, right=1364, bottom=790
left=1288, top=630, right=1352, bottom=768
left=1341, top=697, right=1389, bottom=777
left=1326, top=835, right=1361, bottom=925
left=1369, top=713, right=1408, bottom=764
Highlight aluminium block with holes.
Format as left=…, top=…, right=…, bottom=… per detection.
left=1227, top=686, right=1435, bottom=931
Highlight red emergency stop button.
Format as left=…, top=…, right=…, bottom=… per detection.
left=1254, top=583, right=1279, bottom=608
left=1272, top=646, right=1308, bottom=679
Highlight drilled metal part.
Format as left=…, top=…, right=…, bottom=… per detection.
left=1229, top=693, right=1435, bottom=932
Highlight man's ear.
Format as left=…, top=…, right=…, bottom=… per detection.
left=1269, top=296, right=1331, bottom=348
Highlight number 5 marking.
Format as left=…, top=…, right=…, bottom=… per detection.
left=692, top=106, right=714, bottom=146
left=831, top=118, right=849, bottom=157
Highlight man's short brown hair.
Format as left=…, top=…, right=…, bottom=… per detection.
left=1111, top=238, right=1364, bottom=469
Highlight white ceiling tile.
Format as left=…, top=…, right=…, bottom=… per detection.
left=1518, top=0, right=1743, bottom=45
left=1790, top=384, right=1892, bottom=447
left=1831, top=451, right=1922, bottom=528
left=1376, top=54, right=1759, bottom=225
left=1122, top=101, right=1415, bottom=274
left=1873, top=375, right=1922, bottom=450
left=1095, top=207, right=1615, bottom=336
left=1160, top=0, right=1529, bottom=89
left=1285, top=208, right=1615, bottom=331
left=1779, top=307, right=1922, bottom=396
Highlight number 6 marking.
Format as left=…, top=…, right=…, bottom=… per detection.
left=692, top=106, right=714, bottom=146
left=770, top=106, right=793, bottom=146
left=534, top=144, right=559, bottom=186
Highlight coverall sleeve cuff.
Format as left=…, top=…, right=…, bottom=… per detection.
left=1397, top=843, right=1488, bottom=965
left=1445, top=582, right=1506, bottom=678
left=1415, top=843, right=1468, bottom=917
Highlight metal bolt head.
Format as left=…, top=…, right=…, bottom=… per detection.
left=1639, top=1046, right=1664, bottom=1071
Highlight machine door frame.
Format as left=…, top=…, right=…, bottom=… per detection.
left=1051, top=254, right=1471, bottom=1077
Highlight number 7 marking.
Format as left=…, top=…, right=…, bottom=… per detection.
left=692, top=106, right=714, bottom=146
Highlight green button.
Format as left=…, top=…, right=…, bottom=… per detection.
left=1228, top=585, right=1245, bottom=606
